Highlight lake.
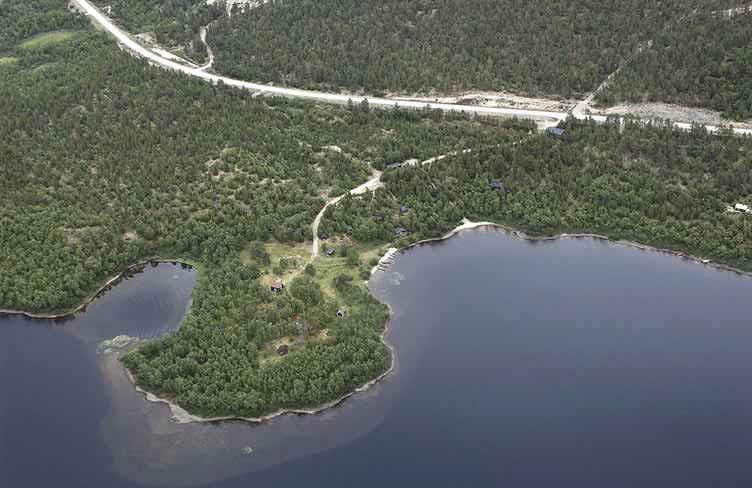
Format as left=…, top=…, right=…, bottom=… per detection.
left=2, top=229, right=752, bottom=487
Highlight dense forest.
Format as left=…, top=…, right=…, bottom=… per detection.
left=1, top=1, right=530, bottom=416
left=206, top=0, right=734, bottom=98
left=4, top=1, right=752, bottom=419
left=84, top=0, right=751, bottom=118
left=321, top=119, right=752, bottom=271
left=598, top=10, right=752, bottom=120
left=0, top=32, right=522, bottom=312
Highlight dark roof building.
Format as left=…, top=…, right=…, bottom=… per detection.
left=490, top=180, right=506, bottom=192
left=325, top=248, right=336, bottom=256
left=395, top=227, right=409, bottom=237
left=399, top=205, right=409, bottom=214
left=546, top=127, right=566, bottom=138
left=385, top=162, right=403, bottom=170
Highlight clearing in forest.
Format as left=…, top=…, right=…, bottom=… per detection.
left=19, top=30, right=81, bottom=50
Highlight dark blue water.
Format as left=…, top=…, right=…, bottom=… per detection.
left=3, top=232, right=752, bottom=487
left=0, top=263, right=196, bottom=488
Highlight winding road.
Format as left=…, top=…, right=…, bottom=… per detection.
left=70, top=0, right=752, bottom=136
left=196, top=26, right=214, bottom=71
left=310, top=141, right=511, bottom=258
left=311, top=170, right=383, bottom=257
left=70, top=0, right=563, bottom=123
left=69, top=0, right=752, bottom=256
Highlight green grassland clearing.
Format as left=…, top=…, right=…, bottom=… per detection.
left=313, top=243, right=385, bottom=295
left=19, top=31, right=81, bottom=50
left=245, top=239, right=385, bottom=295
left=249, top=238, right=387, bottom=366
left=244, top=241, right=310, bottom=289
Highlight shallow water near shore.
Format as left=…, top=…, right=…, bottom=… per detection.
left=3, top=229, right=752, bottom=487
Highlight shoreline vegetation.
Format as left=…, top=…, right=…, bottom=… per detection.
left=0, top=258, right=199, bottom=320
left=3, top=212, right=740, bottom=425
left=407, top=220, right=752, bottom=278
left=124, top=304, right=397, bottom=424
left=5, top=214, right=731, bottom=426
left=122, top=218, right=750, bottom=425
left=7, top=215, right=746, bottom=323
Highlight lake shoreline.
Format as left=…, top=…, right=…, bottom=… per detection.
left=400, top=219, right=752, bottom=279
left=7, top=219, right=744, bottom=322
left=0, top=258, right=198, bottom=320
left=125, top=302, right=398, bottom=425
left=8, top=220, right=751, bottom=426
left=8, top=220, right=752, bottom=486
left=127, top=218, right=751, bottom=425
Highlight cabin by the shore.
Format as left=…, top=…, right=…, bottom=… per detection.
left=395, top=227, right=409, bottom=237
left=270, top=279, right=285, bottom=293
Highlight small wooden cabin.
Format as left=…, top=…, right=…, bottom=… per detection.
left=270, top=279, right=285, bottom=293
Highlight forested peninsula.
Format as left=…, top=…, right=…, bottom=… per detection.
left=3, top=1, right=752, bottom=419
left=1, top=1, right=529, bottom=417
